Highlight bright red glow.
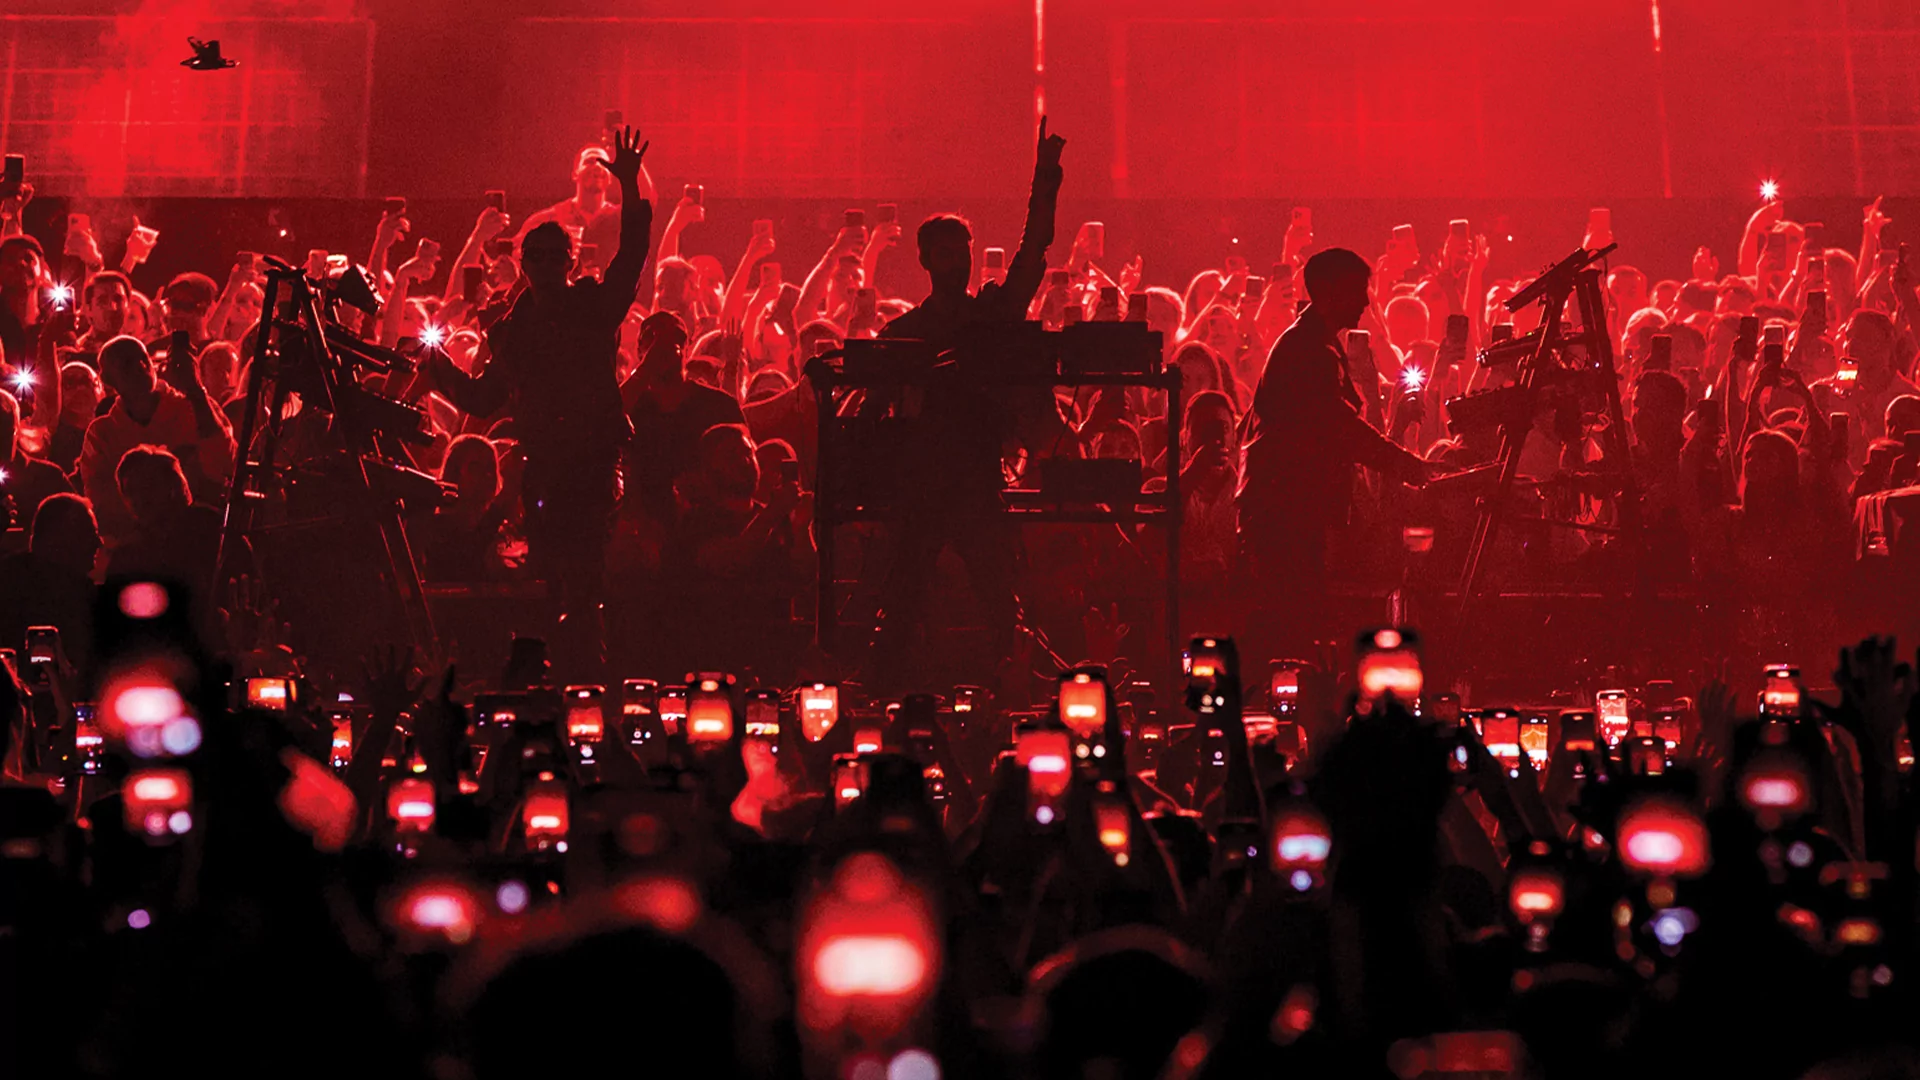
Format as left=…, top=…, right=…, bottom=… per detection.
left=124, top=768, right=191, bottom=836
left=1626, top=831, right=1683, bottom=864
left=117, top=582, right=169, bottom=619
left=1271, top=804, right=1332, bottom=872
left=1095, top=798, right=1130, bottom=857
left=837, top=853, right=901, bottom=903
left=1743, top=775, right=1807, bottom=813
left=617, top=876, right=701, bottom=934
left=1836, top=918, right=1881, bottom=946
left=247, top=679, right=289, bottom=703
left=1276, top=831, right=1330, bottom=864
left=854, top=727, right=883, bottom=754
left=1596, top=691, right=1630, bottom=745
left=1520, top=720, right=1550, bottom=767
left=113, top=683, right=183, bottom=728
left=388, top=778, right=435, bottom=830
left=833, top=758, right=868, bottom=809
left=410, top=893, right=467, bottom=929
left=1359, top=651, right=1422, bottom=703
left=1762, top=667, right=1801, bottom=713
left=686, top=692, right=731, bottom=742
left=566, top=706, right=604, bottom=741
left=1780, top=903, right=1821, bottom=938
left=814, top=935, right=929, bottom=997
left=799, top=852, right=941, bottom=1036
left=1509, top=868, right=1565, bottom=919
left=1270, top=985, right=1317, bottom=1043
left=1617, top=799, right=1711, bottom=877
left=1741, top=752, right=1812, bottom=821
left=1018, top=728, right=1072, bottom=785
left=1185, top=639, right=1224, bottom=682
left=523, top=787, right=569, bottom=836
left=1058, top=673, right=1105, bottom=739
left=396, top=882, right=480, bottom=944
left=800, top=684, right=839, bottom=742
left=277, top=749, right=356, bottom=853
left=129, top=772, right=183, bottom=803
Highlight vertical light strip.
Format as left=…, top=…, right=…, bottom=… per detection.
left=1034, top=0, right=1046, bottom=129
left=1836, top=0, right=1864, bottom=196
left=1110, top=21, right=1128, bottom=196
left=1650, top=0, right=1673, bottom=197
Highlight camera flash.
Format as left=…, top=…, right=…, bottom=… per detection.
left=1760, top=179, right=1779, bottom=201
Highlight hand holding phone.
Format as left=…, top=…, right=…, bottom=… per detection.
left=1647, top=333, right=1673, bottom=370
left=161, top=330, right=199, bottom=393
left=126, top=218, right=160, bottom=261
left=1345, top=329, right=1375, bottom=375
left=25, top=626, right=59, bottom=666
left=1079, top=221, right=1106, bottom=261
left=1584, top=207, right=1613, bottom=250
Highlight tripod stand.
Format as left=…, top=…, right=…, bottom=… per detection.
left=214, top=261, right=439, bottom=654
left=1456, top=244, right=1646, bottom=615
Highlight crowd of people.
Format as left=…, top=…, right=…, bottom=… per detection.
left=4, top=115, right=1919, bottom=688
left=7, top=586, right=1920, bottom=1079
left=3, top=110, right=1920, bottom=1077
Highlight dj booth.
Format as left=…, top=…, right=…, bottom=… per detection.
left=804, top=322, right=1182, bottom=677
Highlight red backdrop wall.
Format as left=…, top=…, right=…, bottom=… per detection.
left=3, top=0, right=1916, bottom=203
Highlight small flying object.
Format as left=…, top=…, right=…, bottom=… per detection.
left=182, top=38, right=238, bottom=71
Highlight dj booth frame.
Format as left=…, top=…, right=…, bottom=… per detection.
left=805, top=329, right=1184, bottom=683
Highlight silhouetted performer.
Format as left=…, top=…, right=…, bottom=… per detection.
left=867, top=118, right=1066, bottom=687
left=1240, top=248, right=1429, bottom=654
left=426, top=127, right=651, bottom=672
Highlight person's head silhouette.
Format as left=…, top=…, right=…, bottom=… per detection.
left=573, top=145, right=611, bottom=204
left=519, top=221, right=573, bottom=295
left=1303, top=247, right=1373, bottom=331
left=916, top=213, right=972, bottom=296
